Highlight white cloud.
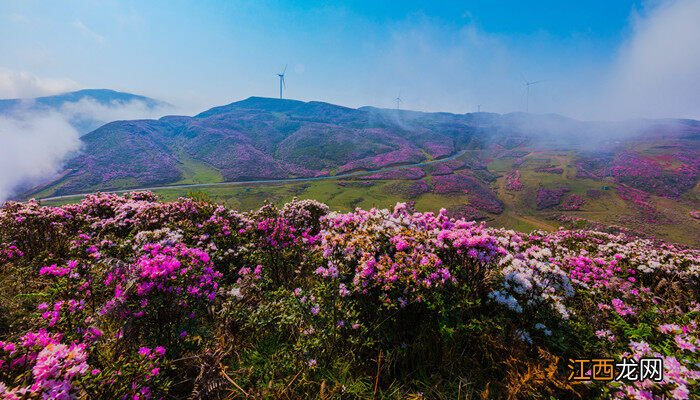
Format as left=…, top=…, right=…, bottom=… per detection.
left=59, top=98, right=172, bottom=124
left=0, top=68, right=78, bottom=99
left=0, top=97, right=177, bottom=201
left=0, top=112, right=81, bottom=201
left=601, top=0, right=700, bottom=119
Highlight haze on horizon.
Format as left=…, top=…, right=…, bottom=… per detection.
left=0, top=0, right=699, bottom=120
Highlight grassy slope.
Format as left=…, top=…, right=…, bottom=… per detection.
left=172, top=151, right=224, bottom=185
left=40, top=149, right=700, bottom=246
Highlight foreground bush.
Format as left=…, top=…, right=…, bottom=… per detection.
left=0, top=193, right=698, bottom=399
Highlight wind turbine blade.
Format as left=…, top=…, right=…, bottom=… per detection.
left=530, top=80, right=545, bottom=85
left=283, top=64, right=288, bottom=75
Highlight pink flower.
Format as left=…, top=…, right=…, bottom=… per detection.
left=674, top=335, right=697, bottom=352
left=611, top=298, right=635, bottom=317
left=671, top=385, right=689, bottom=400
left=154, top=346, right=166, bottom=356
left=659, top=324, right=682, bottom=334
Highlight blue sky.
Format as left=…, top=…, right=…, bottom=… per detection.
left=1, top=0, right=699, bottom=118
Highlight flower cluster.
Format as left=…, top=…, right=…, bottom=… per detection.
left=432, top=172, right=504, bottom=213
left=104, top=243, right=222, bottom=318
left=0, top=331, right=89, bottom=400
left=561, top=194, right=585, bottom=210
left=0, top=243, right=22, bottom=264
left=505, top=169, right=523, bottom=191
left=535, top=186, right=570, bottom=210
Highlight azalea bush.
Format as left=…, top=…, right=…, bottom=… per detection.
left=536, top=186, right=571, bottom=209
left=0, top=192, right=698, bottom=399
left=505, top=169, right=523, bottom=191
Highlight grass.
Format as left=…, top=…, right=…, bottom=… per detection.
left=173, top=152, right=224, bottom=185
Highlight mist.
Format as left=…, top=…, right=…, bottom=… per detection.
left=0, top=112, right=81, bottom=202
left=0, top=96, right=176, bottom=202
left=359, top=0, right=700, bottom=121
left=58, top=98, right=176, bottom=134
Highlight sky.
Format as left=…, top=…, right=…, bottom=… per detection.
left=1, top=0, right=700, bottom=119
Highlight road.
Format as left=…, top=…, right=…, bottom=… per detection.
left=39, top=149, right=470, bottom=201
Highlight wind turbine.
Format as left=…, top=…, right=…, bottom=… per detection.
left=277, top=65, right=287, bottom=99
left=522, top=75, right=544, bottom=113
left=395, top=95, right=402, bottom=110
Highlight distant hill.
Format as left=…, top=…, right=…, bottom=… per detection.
left=0, top=89, right=168, bottom=133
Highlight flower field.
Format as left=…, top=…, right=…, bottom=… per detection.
left=1, top=193, right=698, bottom=399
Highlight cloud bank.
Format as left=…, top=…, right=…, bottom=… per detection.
left=58, top=98, right=175, bottom=134
left=0, top=112, right=81, bottom=201
left=0, top=68, right=78, bottom=99
left=0, top=97, right=176, bottom=202
left=602, top=0, right=700, bottom=120
left=0, top=68, right=178, bottom=201
left=365, top=0, right=700, bottom=120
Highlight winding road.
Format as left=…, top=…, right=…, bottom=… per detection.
left=39, top=149, right=471, bottom=202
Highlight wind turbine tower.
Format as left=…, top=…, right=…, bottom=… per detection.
left=523, top=78, right=544, bottom=113
left=395, top=96, right=402, bottom=110
left=277, top=65, right=287, bottom=99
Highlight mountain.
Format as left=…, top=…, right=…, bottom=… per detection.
left=0, top=89, right=168, bottom=133
left=25, top=97, right=700, bottom=244
left=30, top=97, right=483, bottom=196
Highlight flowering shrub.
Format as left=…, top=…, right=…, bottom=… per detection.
left=576, top=151, right=699, bottom=199
left=617, top=186, right=659, bottom=223
left=536, top=186, right=570, bottom=209
left=561, top=194, right=586, bottom=210
left=433, top=172, right=504, bottom=213
left=337, top=147, right=425, bottom=174
left=0, top=192, right=698, bottom=399
left=505, top=169, right=523, bottom=191
left=422, top=160, right=465, bottom=176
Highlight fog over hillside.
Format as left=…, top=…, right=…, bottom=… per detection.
left=0, top=89, right=173, bottom=201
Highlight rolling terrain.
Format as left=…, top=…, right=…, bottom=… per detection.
left=27, top=97, right=700, bottom=245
